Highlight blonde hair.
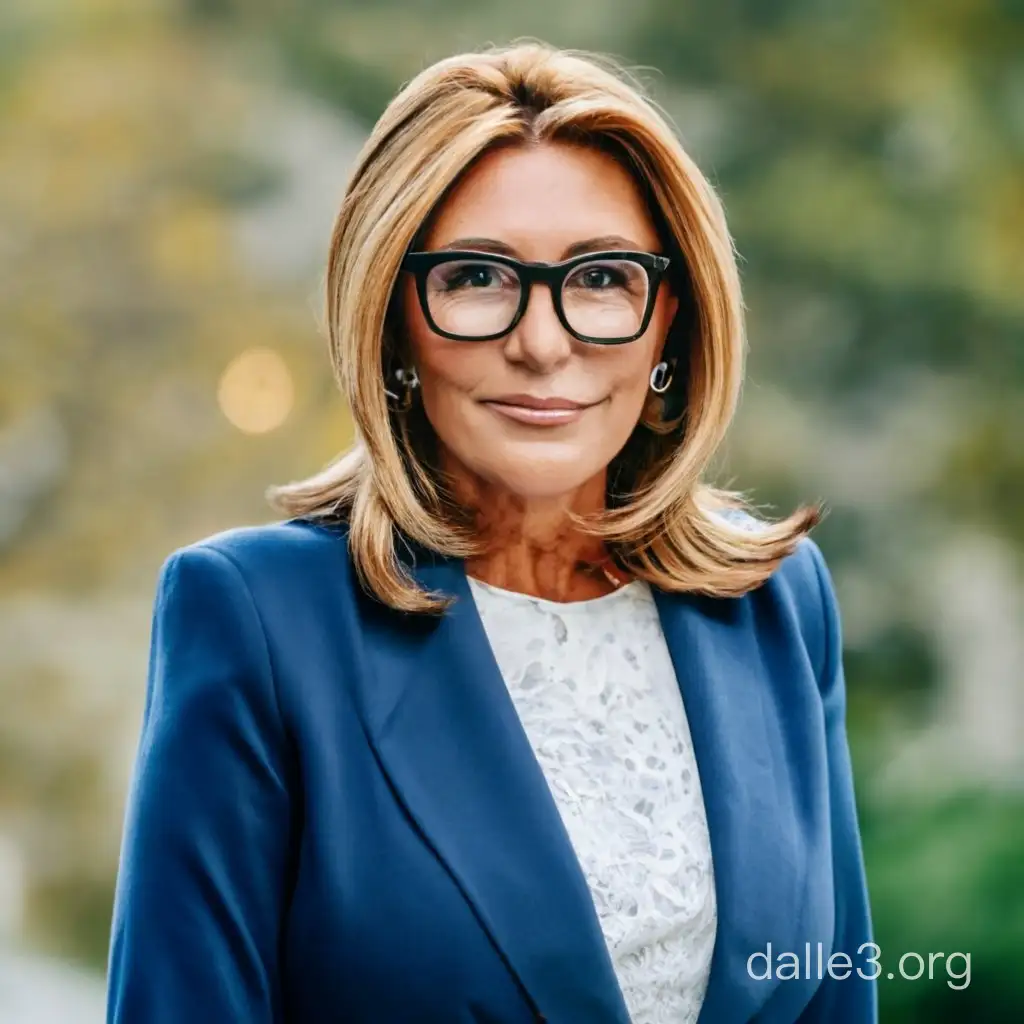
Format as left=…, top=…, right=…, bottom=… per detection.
left=271, top=41, right=820, bottom=612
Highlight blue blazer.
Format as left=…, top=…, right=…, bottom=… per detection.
left=107, top=518, right=876, bottom=1023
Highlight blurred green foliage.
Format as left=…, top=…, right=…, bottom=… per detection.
left=861, top=793, right=1024, bottom=1022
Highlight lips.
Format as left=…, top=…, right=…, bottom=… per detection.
left=485, top=394, right=591, bottom=410
left=480, top=394, right=598, bottom=426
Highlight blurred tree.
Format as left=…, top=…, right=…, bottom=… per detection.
left=0, top=0, right=348, bottom=966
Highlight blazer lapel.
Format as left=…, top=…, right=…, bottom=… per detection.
left=355, top=555, right=632, bottom=1024
left=652, top=589, right=807, bottom=1024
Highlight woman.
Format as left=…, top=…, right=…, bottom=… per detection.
left=107, top=43, right=876, bottom=1024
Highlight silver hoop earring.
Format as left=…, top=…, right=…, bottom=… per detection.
left=395, top=367, right=419, bottom=390
left=649, top=361, right=672, bottom=394
left=385, top=366, right=420, bottom=407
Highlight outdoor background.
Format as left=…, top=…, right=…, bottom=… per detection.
left=1, top=0, right=1022, bottom=1020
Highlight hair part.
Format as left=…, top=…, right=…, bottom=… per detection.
left=270, top=41, right=821, bottom=612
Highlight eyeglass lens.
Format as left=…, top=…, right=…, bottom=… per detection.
left=424, top=257, right=652, bottom=339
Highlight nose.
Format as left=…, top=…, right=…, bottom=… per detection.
left=502, top=282, right=573, bottom=373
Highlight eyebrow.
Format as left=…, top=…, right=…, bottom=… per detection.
left=436, top=235, right=648, bottom=258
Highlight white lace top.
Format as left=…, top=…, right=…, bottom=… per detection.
left=468, top=577, right=717, bottom=1024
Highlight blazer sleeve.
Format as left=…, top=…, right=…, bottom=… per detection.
left=107, top=545, right=293, bottom=1024
left=798, top=540, right=878, bottom=1023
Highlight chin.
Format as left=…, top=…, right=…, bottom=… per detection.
left=477, top=448, right=601, bottom=502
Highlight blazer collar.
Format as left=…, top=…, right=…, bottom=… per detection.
left=651, top=588, right=806, bottom=1024
left=355, top=553, right=804, bottom=1024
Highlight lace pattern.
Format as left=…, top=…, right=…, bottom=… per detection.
left=468, top=578, right=717, bottom=1024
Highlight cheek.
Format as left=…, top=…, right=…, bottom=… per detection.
left=406, top=328, right=497, bottom=435
left=403, top=288, right=480, bottom=398
left=418, top=357, right=485, bottom=433
left=417, top=343, right=495, bottom=404
left=597, top=359, right=652, bottom=444
left=603, top=335, right=662, bottom=406
left=618, top=347, right=657, bottom=393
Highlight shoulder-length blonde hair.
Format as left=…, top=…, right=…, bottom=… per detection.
left=271, top=41, right=820, bottom=612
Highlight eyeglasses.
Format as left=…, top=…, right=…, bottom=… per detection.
left=400, top=250, right=671, bottom=345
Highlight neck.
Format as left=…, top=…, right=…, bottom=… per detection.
left=452, top=469, right=623, bottom=602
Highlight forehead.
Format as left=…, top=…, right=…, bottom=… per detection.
left=423, top=141, right=661, bottom=255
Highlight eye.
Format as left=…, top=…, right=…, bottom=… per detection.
left=449, top=266, right=496, bottom=289
left=433, top=261, right=515, bottom=292
left=579, top=266, right=617, bottom=289
left=566, top=260, right=640, bottom=292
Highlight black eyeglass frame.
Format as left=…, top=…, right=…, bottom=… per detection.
left=400, top=249, right=672, bottom=345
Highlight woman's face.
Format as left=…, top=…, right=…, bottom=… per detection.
left=403, top=141, right=678, bottom=502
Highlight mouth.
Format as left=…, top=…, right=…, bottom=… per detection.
left=479, top=393, right=600, bottom=426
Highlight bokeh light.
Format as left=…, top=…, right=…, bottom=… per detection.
left=216, top=347, right=294, bottom=435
